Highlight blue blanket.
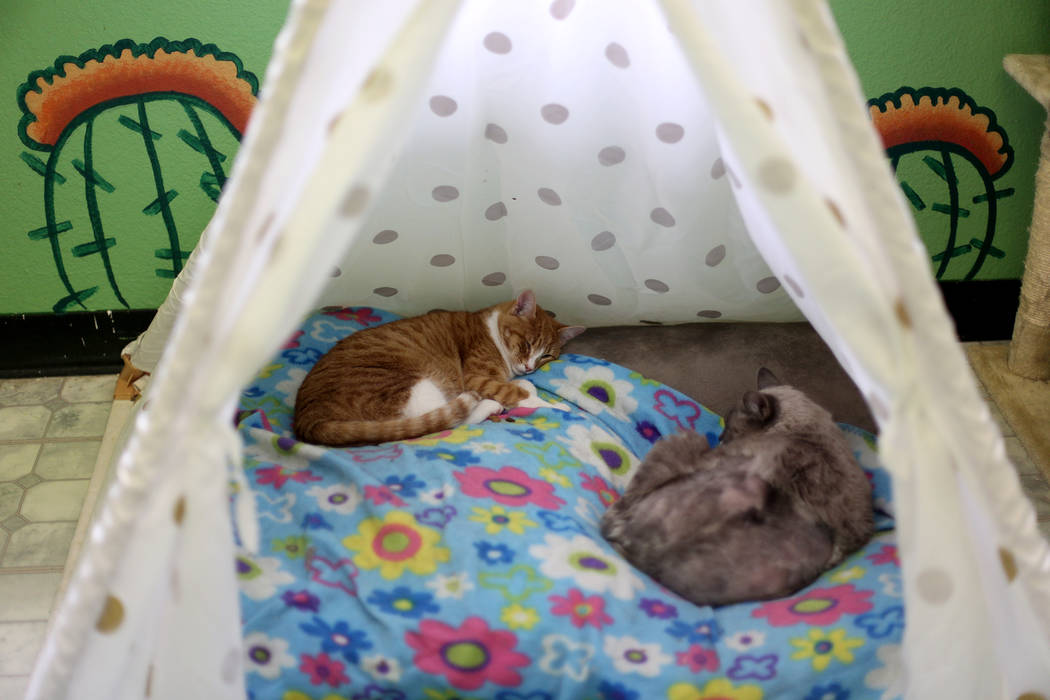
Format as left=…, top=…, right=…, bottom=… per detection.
left=235, top=307, right=902, bottom=700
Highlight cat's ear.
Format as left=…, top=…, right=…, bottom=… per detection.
left=756, top=367, right=780, bottom=390
left=512, top=289, right=537, bottom=318
left=742, top=390, right=776, bottom=423
left=558, top=325, right=585, bottom=344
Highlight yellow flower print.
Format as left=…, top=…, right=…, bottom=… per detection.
left=500, top=603, right=540, bottom=630
left=405, top=425, right=483, bottom=446
left=342, top=511, right=449, bottom=579
left=668, top=678, right=763, bottom=700
left=526, top=415, right=561, bottom=431
left=539, top=467, right=571, bottom=487
left=257, top=363, right=284, bottom=379
left=790, top=628, right=865, bottom=671
left=468, top=505, right=536, bottom=534
left=830, top=565, right=866, bottom=583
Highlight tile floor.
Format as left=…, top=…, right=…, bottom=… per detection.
left=0, top=353, right=1046, bottom=697
left=0, top=374, right=116, bottom=698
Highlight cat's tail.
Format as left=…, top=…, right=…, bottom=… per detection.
left=295, top=391, right=481, bottom=447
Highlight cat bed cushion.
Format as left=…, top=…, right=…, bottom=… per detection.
left=234, top=307, right=901, bottom=700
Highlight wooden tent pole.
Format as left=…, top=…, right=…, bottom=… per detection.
left=1005, top=55, right=1050, bottom=379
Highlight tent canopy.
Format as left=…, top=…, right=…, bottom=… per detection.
left=29, top=1, right=1050, bottom=699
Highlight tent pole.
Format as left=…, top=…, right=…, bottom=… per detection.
left=1005, top=55, right=1050, bottom=379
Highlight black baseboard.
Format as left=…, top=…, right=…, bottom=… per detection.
left=0, top=280, right=1021, bottom=377
left=0, top=309, right=156, bottom=378
left=938, top=279, right=1020, bottom=342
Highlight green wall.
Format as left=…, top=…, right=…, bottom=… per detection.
left=3, top=2, right=1049, bottom=316
left=831, top=0, right=1050, bottom=280
left=0, top=1, right=288, bottom=314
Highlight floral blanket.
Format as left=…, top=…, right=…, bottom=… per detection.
left=234, top=307, right=903, bottom=700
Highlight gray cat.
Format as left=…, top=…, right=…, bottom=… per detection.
left=600, top=368, right=874, bottom=607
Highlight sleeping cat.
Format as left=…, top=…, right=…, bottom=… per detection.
left=293, top=290, right=584, bottom=446
left=600, top=368, right=873, bottom=607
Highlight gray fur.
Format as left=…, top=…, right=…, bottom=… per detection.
left=600, top=368, right=874, bottom=607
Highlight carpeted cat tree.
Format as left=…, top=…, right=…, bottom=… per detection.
left=26, top=1, right=1050, bottom=699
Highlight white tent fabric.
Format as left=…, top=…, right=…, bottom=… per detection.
left=29, top=0, right=1050, bottom=698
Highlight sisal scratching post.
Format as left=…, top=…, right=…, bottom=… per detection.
left=1005, top=55, right=1050, bottom=379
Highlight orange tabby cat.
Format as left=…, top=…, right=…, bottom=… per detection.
left=293, top=290, right=584, bottom=446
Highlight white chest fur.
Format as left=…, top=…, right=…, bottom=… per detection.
left=485, top=311, right=514, bottom=378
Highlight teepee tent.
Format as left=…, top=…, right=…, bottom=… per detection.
left=28, top=0, right=1050, bottom=698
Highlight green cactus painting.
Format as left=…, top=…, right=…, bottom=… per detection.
left=869, top=87, right=1015, bottom=281
left=17, top=37, right=258, bottom=312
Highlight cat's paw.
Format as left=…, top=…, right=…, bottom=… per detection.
left=466, top=399, right=502, bottom=424
left=511, top=379, right=569, bottom=411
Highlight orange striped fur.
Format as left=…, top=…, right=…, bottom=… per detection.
left=293, top=290, right=584, bottom=446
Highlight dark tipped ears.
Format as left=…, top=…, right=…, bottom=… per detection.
left=757, top=367, right=780, bottom=390
left=558, top=325, right=585, bottom=344
left=742, top=390, right=776, bottom=423
left=512, top=289, right=537, bottom=318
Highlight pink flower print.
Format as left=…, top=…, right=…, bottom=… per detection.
left=867, top=544, right=899, bottom=567
left=653, top=389, right=701, bottom=431
left=579, top=473, right=619, bottom=507
left=676, top=644, right=720, bottom=673
left=364, top=485, right=407, bottom=507
left=282, top=329, right=304, bottom=349
left=255, top=465, right=322, bottom=490
left=549, top=588, right=614, bottom=629
left=299, top=652, right=349, bottom=687
left=751, top=584, right=874, bottom=627
left=455, top=465, right=565, bottom=510
left=404, top=616, right=529, bottom=690
left=322, top=306, right=382, bottom=326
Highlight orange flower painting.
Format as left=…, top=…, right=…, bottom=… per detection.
left=16, top=38, right=259, bottom=311
left=869, top=86, right=1014, bottom=280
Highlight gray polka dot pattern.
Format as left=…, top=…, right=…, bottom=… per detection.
left=483, top=32, right=512, bottom=54
left=916, top=568, right=953, bottom=604
left=535, top=256, right=560, bottom=270
left=432, top=185, right=460, bottom=202
left=485, top=123, right=508, bottom=143
left=429, top=95, right=457, bottom=117
left=644, top=279, right=669, bottom=293
left=598, top=146, right=626, bottom=166
left=605, top=42, right=630, bottom=68
left=591, top=231, right=616, bottom=251
left=650, top=208, right=675, bottom=227
left=784, top=275, right=804, bottom=297
left=485, top=202, right=508, bottom=221
left=549, top=0, right=575, bottom=20
left=656, top=122, right=684, bottom=143
left=705, top=245, right=726, bottom=266
left=374, top=287, right=398, bottom=297
left=340, top=186, right=369, bottom=217
left=541, top=103, right=570, bottom=124
left=330, top=267, right=342, bottom=278
left=538, top=188, right=562, bottom=205
left=758, top=157, right=797, bottom=193
left=756, top=277, right=781, bottom=294
left=322, top=4, right=810, bottom=328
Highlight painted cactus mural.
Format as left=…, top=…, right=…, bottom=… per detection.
left=869, top=87, right=1014, bottom=280
left=17, top=37, right=258, bottom=312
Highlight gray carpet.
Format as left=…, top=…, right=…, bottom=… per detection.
left=566, top=322, right=876, bottom=434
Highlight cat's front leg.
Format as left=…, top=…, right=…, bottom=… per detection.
left=464, top=375, right=530, bottom=409
left=510, top=379, right=568, bottom=412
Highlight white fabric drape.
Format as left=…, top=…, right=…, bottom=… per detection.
left=35, top=1, right=1050, bottom=698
